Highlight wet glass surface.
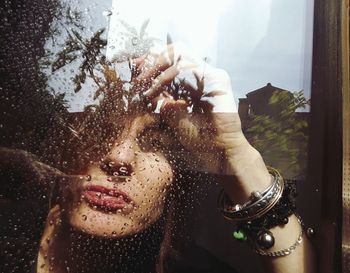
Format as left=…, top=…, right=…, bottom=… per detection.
left=0, top=1, right=315, bottom=272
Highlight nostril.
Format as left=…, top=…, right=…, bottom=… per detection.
left=100, top=161, right=109, bottom=173
left=100, top=160, right=133, bottom=176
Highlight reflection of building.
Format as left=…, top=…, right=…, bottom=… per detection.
left=239, top=83, right=292, bottom=115
left=238, top=83, right=310, bottom=179
left=238, top=83, right=293, bottom=130
left=238, top=83, right=309, bottom=130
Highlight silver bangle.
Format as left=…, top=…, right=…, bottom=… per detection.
left=218, top=167, right=284, bottom=221
left=254, top=214, right=304, bottom=257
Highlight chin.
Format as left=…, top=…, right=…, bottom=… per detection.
left=67, top=203, right=163, bottom=238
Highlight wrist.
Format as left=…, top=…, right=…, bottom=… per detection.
left=219, top=145, right=271, bottom=204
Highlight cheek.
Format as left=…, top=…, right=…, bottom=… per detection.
left=141, top=155, right=174, bottom=190
left=135, top=155, right=174, bottom=209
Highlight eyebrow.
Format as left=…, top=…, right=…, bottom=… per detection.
left=139, top=123, right=163, bottom=134
left=138, top=120, right=172, bottom=138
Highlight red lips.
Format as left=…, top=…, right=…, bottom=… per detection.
left=82, top=185, right=133, bottom=211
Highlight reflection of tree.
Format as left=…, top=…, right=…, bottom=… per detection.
left=49, top=19, right=215, bottom=114
left=113, top=19, right=157, bottom=62
left=246, top=91, right=309, bottom=178
left=38, top=14, right=222, bottom=171
left=48, top=17, right=158, bottom=93
left=0, top=0, right=71, bottom=160
left=51, top=28, right=107, bottom=92
left=170, top=74, right=225, bottom=115
left=0, top=2, right=81, bottom=272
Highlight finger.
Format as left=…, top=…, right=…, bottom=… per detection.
left=160, top=98, right=188, bottom=118
left=136, top=57, right=172, bottom=86
left=132, top=53, right=149, bottom=68
left=166, top=34, right=174, bottom=65
left=143, top=65, right=179, bottom=100
left=129, top=53, right=159, bottom=85
left=135, top=45, right=175, bottom=83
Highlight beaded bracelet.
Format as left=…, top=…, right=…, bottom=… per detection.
left=232, top=180, right=297, bottom=250
left=218, top=168, right=315, bottom=256
left=254, top=213, right=304, bottom=257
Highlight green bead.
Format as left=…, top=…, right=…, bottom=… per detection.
left=233, top=230, right=247, bottom=241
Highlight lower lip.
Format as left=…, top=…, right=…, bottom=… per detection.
left=83, top=190, right=130, bottom=211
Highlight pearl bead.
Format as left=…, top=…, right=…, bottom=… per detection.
left=306, top=227, right=315, bottom=238
left=256, top=231, right=275, bottom=249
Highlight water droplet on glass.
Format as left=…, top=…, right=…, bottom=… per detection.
left=131, top=37, right=139, bottom=46
left=122, top=204, right=134, bottom=213
left=119, top=166, right=128, bottom=174
left=108, top=161, right=115, bottom=167
left=102, top=10, right=113, bottom=17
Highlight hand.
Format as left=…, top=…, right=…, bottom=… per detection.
left=131, top=44, right=271, bottom=202
left=132, top=44, right=255, bottom=174
left=130, top=47, right=316, bottom=273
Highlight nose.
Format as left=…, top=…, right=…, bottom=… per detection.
left=100, top=139, right=136, bottom=176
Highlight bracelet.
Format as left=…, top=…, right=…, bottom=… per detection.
left=233, top=180, right=298, bottom=250
left=218, top=167, right=284, bottom=221
left=254, top=214, right=304, bottom=257
left=217, top=167, right=314, bottom=256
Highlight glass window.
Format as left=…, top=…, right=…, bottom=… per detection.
left=0, top=1, right=320, bottom=273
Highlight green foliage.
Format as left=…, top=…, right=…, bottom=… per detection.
left=48, top=18, right=216, bottom=115
left=38, top=16, right=222, bottom=170
left=50, top=28, right=107, bottom=92
left=246, top=91, right=310, bottom=179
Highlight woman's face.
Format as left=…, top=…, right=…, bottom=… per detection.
left=61, top=113, right=177, bottom=238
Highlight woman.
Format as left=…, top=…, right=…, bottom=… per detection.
left=1, top=46, right=315, bottom=273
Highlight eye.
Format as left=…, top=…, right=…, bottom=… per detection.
left=151, top=139, right=163, bottom=148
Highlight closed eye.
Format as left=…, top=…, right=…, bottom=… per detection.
left=137, top=124, right=178, bottom=152
left=138, top=130, right=169, bottom=151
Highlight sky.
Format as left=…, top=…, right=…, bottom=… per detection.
left=45, top=0, right=314, bottom=112
left=217, top=0, right=314, bottom=104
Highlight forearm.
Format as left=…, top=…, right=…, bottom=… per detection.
left=260, top=214, right=316, bottom=273
left=221, top=144, right=316, bottom=273
left=220, top=141, right=271, bottom=203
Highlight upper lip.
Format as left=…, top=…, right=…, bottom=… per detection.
left=83, top=185, right=133, bottom=203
